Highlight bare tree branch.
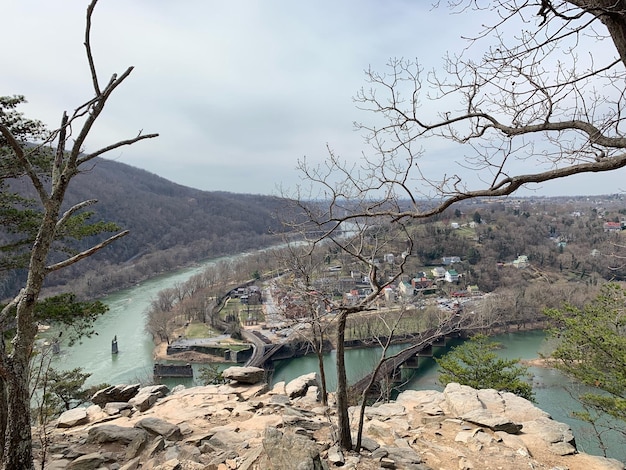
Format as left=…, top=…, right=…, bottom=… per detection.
left=78, top=131, right=159, bottom=165
left=45, top=230, right=129, bottom=273
left=55, top=199, right=98, bottom=230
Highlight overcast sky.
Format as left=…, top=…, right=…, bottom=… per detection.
left=3, top=0, right=624, bottom=197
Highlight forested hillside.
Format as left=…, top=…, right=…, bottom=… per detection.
left=1, top=158, right=293, bottom=299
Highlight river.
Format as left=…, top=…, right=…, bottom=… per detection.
left=51, top=262, right=213, bottom=387
left=52, top=260, right=625, bottom=463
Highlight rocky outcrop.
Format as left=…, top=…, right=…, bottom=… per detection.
left=284, top=372, right=320, bottom=399
left=42, top=373, right=625, bottom=470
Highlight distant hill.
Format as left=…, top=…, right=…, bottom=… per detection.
left=2, top=158, right=296, bottom=299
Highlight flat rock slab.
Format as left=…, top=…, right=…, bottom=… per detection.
left=222, top=366, right=265, bottom=384
left=58, top=408, right=89, bottom=428
left=87, top=424, right=148, bottom=444
left=135, top=417, right=183, bottom=440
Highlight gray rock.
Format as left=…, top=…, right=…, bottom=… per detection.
left=357, top=436, right=380, bottom=452
left=207, top=430, right=245, bottom=450
left=462, top=409, right=522, bottom=434
left=171, top=384, right=186, bottom=394
left=222, top=366, right=265, bottom=384
left=138, top=384, right=170, bottom=397
left=384, top=446, right=424, bottom=466
left=283, top=414, right=328, bottom=431
left=144, top=436, right=165, bottom=459
left=57, top=407, right=88, bottom=428
left=549, top=441, right=577, bottom=456
left=494, top=431, right=528, bottom=455
left=262, top=426, right=324, bottom=470
left=103, top=402, right=133, bottom=416
left=125, top=432, right=149, bottom=460
left=119, top=457, right=141, bottom=470
left=87, top=424, right=148, bottom=444
left=91, top=384, right=140, bottom=406
left=126, top=385, right=168, bottom=412
left=66, top=452, right=105, bottom=470
left=371, top=448, right=389, bottom=459
left=135, top=417, right=183, bottom=441
left=129, top=392, right=157, bottom=412
left=362, top=403, right=406, bottom=420
left=522, top=416, right=576, bottom=453
left=443, top=383, right=483, bottom=416
left=285, top=373, right=320, bottom=399
left=269, top=394, right=291, bottom=405
left=327, top=445, right=344, bottom=465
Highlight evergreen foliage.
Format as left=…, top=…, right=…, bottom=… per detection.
left=436, top=334, right=534, bottom=401
left=544, top=283, right=626, bottom=424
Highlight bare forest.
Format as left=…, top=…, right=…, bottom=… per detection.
left=0, top=158, right=293, bottom=301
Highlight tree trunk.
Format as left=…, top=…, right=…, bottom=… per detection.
left=0, top=377, right=6, bottom=462
left=315, top=326, right=328, bottom=406
left=567, top=0, right=626, bottom=67
left=335, top=310, right=352, bottom=451
left=4, top=357, right=36, bottom=470
left=2, top=210, right=59, bottom=470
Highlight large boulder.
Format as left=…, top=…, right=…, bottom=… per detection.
left=57, top=407, right=88, bottom=428
left=522, top=416, right=577, bottom=455
left=87, top=424, right=148, bottom=444
left=222, top=366, right=265, bottom=384
left=285, top=373, right=320, bottom=399
left=444, top=383, right=523, bottom=434
left=135, top=417, right=183, bottom=441
left=66, top=452, right=106, bottom=470
left=91, top=384, right=140, bottom=406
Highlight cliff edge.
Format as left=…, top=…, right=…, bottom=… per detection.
left=44, top=367, right=625, bottom=470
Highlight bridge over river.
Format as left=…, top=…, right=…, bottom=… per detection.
left=347, top=315, right=469, bottom=396
left=243, top=312, right=472, bottom=387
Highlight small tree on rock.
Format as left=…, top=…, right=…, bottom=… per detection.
left=436, top=334, right=534, bottom=401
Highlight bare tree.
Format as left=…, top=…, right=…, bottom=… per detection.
left=0, top=1, right=157, bottom=467
left=282, top=219, right=414, bottom=451
left=298, top=2, right=626, bottom=222
left=293, top=1, right=626, bottom=452
left=274, top=241, right=334, bottom=406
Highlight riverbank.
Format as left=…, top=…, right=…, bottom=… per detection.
left=521, top=357, right=559, bottom=368
left=153, top=342, right=226, bottom=363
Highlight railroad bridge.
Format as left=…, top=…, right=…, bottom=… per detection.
left=350, top=316, right=470, bottom=396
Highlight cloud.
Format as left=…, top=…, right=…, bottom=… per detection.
left=2, top=0, right=624, bottom=197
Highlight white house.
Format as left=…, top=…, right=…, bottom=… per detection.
left=445, top=269, right=459, bottom=283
